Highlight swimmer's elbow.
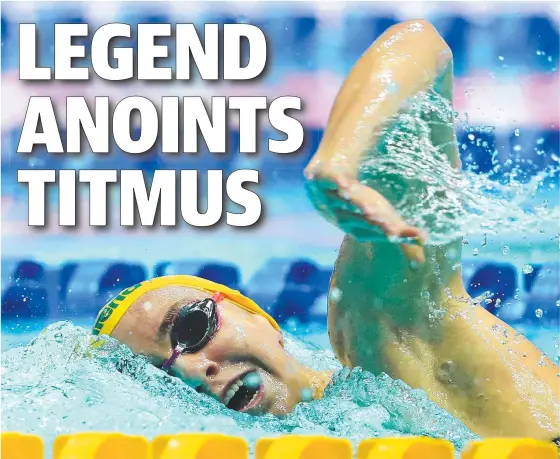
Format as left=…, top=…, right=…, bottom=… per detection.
left=381, top=19, right=453, bottom=65
left=416, top=19, right=453, bottom=61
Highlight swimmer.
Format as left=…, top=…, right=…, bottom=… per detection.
left=92, top=20, right=560, bottom=441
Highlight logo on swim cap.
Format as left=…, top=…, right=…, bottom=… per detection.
left=92, top=283, right=143, bottom=336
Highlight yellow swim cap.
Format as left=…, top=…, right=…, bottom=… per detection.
left=92, top=275, right=281, bottom=337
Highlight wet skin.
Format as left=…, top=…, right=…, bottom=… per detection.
left=112, top=19, right=559, bottom=440
left=112, top=285, right=331, bottom=416
left=306, top=19, right=560, bottom=439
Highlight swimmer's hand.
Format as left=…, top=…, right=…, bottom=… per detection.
left=304, top=160, right=426, bottom=263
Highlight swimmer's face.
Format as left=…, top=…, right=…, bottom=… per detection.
left=112, top=285, right=313, bottom=416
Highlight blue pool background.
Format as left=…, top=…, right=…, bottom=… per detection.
left=1, top=2, right=559, bottom=362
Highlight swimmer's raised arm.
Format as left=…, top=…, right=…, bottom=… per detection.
left=309, top=19, right=452, bottom=174
left=305, top=20, right=453, bottom=258
left=308, top=19, right=560, bottom=441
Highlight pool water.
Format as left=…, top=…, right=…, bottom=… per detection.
left=1, top=319, right=558, bottom=458
left=2, top=72, right=559, bottom=459
left=1, top=322, right=476, bottom=456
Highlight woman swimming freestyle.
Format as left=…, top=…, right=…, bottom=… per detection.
left=92, top=20, right=560, bottom=441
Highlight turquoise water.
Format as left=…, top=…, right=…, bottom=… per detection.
left=2, top=87, right=560, bottom=457
left=1, top=321, right=477, bottom=458
left=2, top=319, right=558, bottom=458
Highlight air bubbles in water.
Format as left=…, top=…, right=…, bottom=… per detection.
left=350, top=89, right=560, bottom=246
left=502, top=245, right=510, bottom=255
left=535, top=309, right=543, bottom=318
left=472, top=248, right=479, bottom=256
left=522, top=265, right=534, bottom=274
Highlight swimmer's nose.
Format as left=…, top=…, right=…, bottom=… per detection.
left=178, top=354, right=221, bottom=386
left=203, top=360, right=220, bottom=378
left=189, top=359, right=221, bottom=397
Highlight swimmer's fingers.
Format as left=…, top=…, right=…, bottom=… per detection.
left=326, top=182, right=426, bottom=263
left=399, top=243, right=426, bottom=264
left=306, top=172, right=427, bottom=263
left=334, top=211, right=426, bottom=264
left=338, top=181, right=427, bottom=242
left=334, top=211, right=425, bottom=264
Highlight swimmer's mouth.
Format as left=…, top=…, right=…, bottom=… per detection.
left=222, top=370, right=263, bottom=412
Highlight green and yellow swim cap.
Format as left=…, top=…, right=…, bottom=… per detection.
left=92, top=275, right=281, bottom=338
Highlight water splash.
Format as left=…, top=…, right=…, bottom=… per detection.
left=358, top=89, right=560, bottom=245
left=1, top=322, right=476, bottom=457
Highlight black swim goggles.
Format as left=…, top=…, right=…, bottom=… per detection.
left=161, top=292, right=224, bottom=371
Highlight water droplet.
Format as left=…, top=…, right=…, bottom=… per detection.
left=535, top=309, right=543, bottom=318
left=387, top=82, right=399, bottom=94
left=498, top=55, right=504, bottom=61
left=330, top=287, right=342, bottom=303
left=522, top=264, right=534, bottom=274
left=467, top=133, right=475, bottom=141
left=556, top=300, right=560, bottom=307
left=502, top=245, right=510, bottom=255
left=301, top=388, right=313, bottom=402
left=472, top=248, right=479, bottom=256
left=536, top=138, right=545, bottom=145
left=514, top=128, right=520, bottom=137
left=339, top=189, right=351, bottom=200
left=244, top=372, right=262, bottom=389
